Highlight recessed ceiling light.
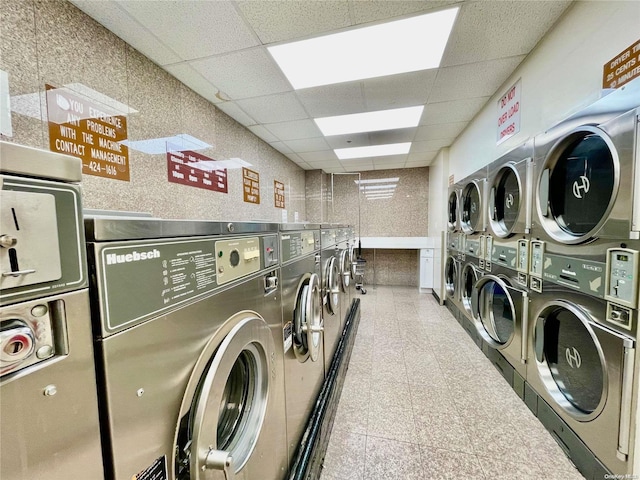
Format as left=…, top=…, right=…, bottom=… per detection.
left=268, top=8, right=459, bottom=89
left=315, top=106, right=423, bottom=136
left=355, top=177, right=400, bottom=185
left=335, top=143, right=411, bottom=160
left=359, top=184, right=397, bottom=191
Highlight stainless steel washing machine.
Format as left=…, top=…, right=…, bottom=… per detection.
left=444, top=251, right=463, bottom=321
left=0, top=142, right=104, bottom=479
left=279, top=223, right=324, bottom=465
left=85, top=218, right=287, bottom=480
left=447, top=182, right=463, bottom=233
left=459, top=245, right=484, bottom=322
left=460, top=168, right=488, bottom=238
left=347, top=226, right=359, bottom=299
left=320, top=226, right=342, bottom=374
left=486, top=140, right=534, bottom=238
left=336, top=227, right=352, bottom=325
left=526, top=247, right=639, bottom=476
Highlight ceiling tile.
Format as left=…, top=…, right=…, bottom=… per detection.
left=362, top=69, right=438, bottom=110
left=269, top=141, right=293, bottom=154
left=373, top=156, right=409, bottom=168
left=306, top=159, right=344, bottom=169
left=407, top=151, right=439, bottom=164
left=405, top=159, right=434, bottom=168
left=264, top=119, right=323, bottom=141
left=118, top=0, right=259, bottom=60
left=215, top=101, right=256, bottom=125
left=236, top=92, right=308, bottom=123
left=188, top=48, right=292, bottom=100
left=71, top=1, right=181, bottom=65
left=164, top=63, right=224, bottom=104
left=247, top=125, right=279, bottom=143
left=441, top=1, right=572, bottom=67
left=350, top=0, right=461, bottom=24
left=343, top=158, right=374, bottom=172
left=236, top=0, right=351, bottom=44
left=299, top=151, right=339, bottom=162
left=430, top=55, right=525, bottom=103
left=283, top=137, right=331, bottom=153
left=285, top=153, right=311, bottom=169
left=296, top=83, right=366, bottom=117
left=420, top=97, right=489, bottom=125
left=411, top=139, right=455, bottom=152
left=414, top=122, right=467, bottom=142
left=324, top=128, right=415, bottom=149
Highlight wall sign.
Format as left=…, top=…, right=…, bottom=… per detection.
left=497, top=79, right=521, bottom=145
left=167, top=149, right=228, bottom=193
left=0, top=70, right=11, bottom=137
left=46, top=84, right=130, bottom=181
left=603, top=39, right=640, bottom=89
left=242, top=167, right=260, bottom=204
left=274, top=180, right=285, bottom=209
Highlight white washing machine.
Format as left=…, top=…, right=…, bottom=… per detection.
left=279, top=223, right=324, bottom=465
left=0, top=142, right=104, bottom=479
left=85, top=218, right=287, bottom=480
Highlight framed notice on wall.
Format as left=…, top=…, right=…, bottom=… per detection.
left=274, top=180, right=285, bottom=209
left=45, top=84, right=130, bottom=181
left=603, top=39, right=640, bottom=89
left=243, top=167, right=260, bottom=204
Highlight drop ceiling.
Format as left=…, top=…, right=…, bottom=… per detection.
left=71, top=0, right=572, bottom=173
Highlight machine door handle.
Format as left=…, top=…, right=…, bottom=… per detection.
left=205, top=449, right=234, bottom=480
left=2, top=269, right=36, bottom=277
left=534, top=317, right=545, bottom=362
left=303, top=324, right=324, bottom=334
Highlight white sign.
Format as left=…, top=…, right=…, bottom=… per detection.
left=497, top=79, right=521, bottom=145
left=0, top=70, right=12, bottom=137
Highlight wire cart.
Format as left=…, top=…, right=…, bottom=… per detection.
left=354, top=257, right=367, bottom=294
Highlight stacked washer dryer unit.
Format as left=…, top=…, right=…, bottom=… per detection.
left=278, top=223, right=325, bottom=465
left=473, top=140, right=534, bottom=393
left=0, top=142, right=104, bottom=479
left=445, top=182, right=464, bottom=322
left=84, top=218, right=287, bottom=480
left=320, top=225, right=342, bottom=373
left=526, top=94, right=640, bottom=478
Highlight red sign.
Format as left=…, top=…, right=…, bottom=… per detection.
left=603, top=39, right=640, bottom=89
left=243, top=167, right=260, bottom=204
left=497, top=79, right=521, bottom=145
left=167, top=149, right=227, bottom=192
left=46, top=84, right=130, bottom=181
left=274, top=180, right=285, bottom=209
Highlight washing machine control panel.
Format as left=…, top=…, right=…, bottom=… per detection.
left=216, top=237, right=261, bottom=284
left=262, top=234, right=279, bottom=267
left=605, top=248, right=639, bottom=309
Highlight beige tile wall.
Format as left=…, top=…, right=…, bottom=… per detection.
left=358, top=248, right=419, bottom=287
left=0, top=0, right=306, bottom=222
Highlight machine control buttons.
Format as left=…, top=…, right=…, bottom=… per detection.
left=0, top=234, right=17, bottom=248
left=31, top=304, right=48, bottom=317
left=605, top=248, right=639, bottom=308
left=529, top=240, right=545, bottom=277
left=43, top=384, right=57, bottom=396
left=36, top=345, right=53, bottom=359
left=215, top=237, right=261, bottom=285
left=229, top=250, right=240, bottom=267
left=606, top=302, right=633, bottom=330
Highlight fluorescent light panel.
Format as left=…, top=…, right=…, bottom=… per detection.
left=360, top=185, right=397, bottom=191
left=336, top=142, right=411, bottom=160
left=268, top=8, right=459, bottom=89
left=315, top=106, right=423, bottom=136
left=355, top=177, right=399, bottom=185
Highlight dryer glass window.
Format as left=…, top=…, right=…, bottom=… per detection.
left=478, top=281, right=513, bottom=344
left=495, top=168, right=520, bottom=233
left=448, top=192, right=458, bottom=230
left=548, top=134, right=615, bottom=236
left=294, top=284, right=310, bottom=352
left=462, top=183, right=481, bottom=232
left=445, top=258, right=457, bottom=296
left=542, top=308, right=604, bottom=414
left=461, top=265, right=477, bottom=313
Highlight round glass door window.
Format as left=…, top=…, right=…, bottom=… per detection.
left=538, top=306, right=604, bottom=415
left=444, top=257, right=458, bottom=297
left=461, top=183, right=482, bottom=233
left=547, top=132, right=616, bottom=237
left=461, top=264, right=479, bottom=314
left=475, top=279, right=514, bottom=345
left=492, top=166, right=520, bottom=236
left=447, top=191, right=458, bottom=230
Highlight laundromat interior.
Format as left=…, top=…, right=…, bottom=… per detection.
left=1, top=1, right=640, bottom=479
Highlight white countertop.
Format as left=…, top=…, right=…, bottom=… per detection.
left=358, top=237, right=440, bottom=249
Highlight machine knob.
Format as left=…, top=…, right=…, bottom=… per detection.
left=0, top=235, right=17, bottom=248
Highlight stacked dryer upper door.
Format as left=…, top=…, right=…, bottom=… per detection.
left=447, top=183, right=463, bottom=232
left=486, top=140, right=533, bottom=238
left=460, top=171, right=488, bottom=236
left=533, top=106, right=640, bottom=245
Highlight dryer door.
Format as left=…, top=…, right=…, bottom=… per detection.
left=444, top=256, right=458, bottom=299
left=183, top=314, right=274, bottom=478
left=293, top=273, right=323, bottom=362
left=472, top=275, right=524, bottom=349
left=324, top=256, right=340, bottom=315
left=349, top=245, right=358, bottom=279
left=339, top=248, right=350, bottom=291
left=447, top=191, right=458, bottom=231
left=461, top=182, right=483, bottom=234
left=489, top=164, right=522, bottom=238
left=460, top=264, right=480, bottom=315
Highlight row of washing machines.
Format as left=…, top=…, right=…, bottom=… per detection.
left=445, top=82, right=640, bottom=479
left=0, top=140, right=359, bottom=480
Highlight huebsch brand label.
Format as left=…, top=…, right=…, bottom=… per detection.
left=105, top=249, right=160, bottom=264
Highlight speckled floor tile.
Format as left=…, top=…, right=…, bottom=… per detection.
left=476, top=455, right=545, bottom=480
left=364, top=437, right=424, bottom=480
left=321, top=429, right=366, bottom=480
left=421, top=446, right=486, bottom=480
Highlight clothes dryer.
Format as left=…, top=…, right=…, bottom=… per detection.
left=444, top=251, right=463, bottom=321
left=0, top=142, right=104, bottom=479
left=447, top=182, right=463, bottom=233
left=460, top=168, right=488, bottom=238
left=279, top=223, right=324, bottom=465
left=85, top=218, right=287, bottom=480
left=320, top=226, right=342, bottom=374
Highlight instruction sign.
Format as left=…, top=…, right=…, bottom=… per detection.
left=274, top=180, right=285, bottom=209
left=243, top=167, right=260, bottom=204
left=603, top=39, right=640, bottom=89
left=497, top=79, right=521, bottom=145
left=167, top=149, right=228, bottom=193
left=46, top=84, right=130, bottom=181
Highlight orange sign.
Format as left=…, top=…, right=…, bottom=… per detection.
left=274, top=180, right=285, bottom=209
left=448, top=175, right=454, bottom=186
left=603, top=39, right=640, bottom=89
left=242, top=167, right=260, bottom=204
left=46, top=84, right=130, bottom=181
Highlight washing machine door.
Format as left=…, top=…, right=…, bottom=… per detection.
left=447, top=191, right=458, bottom=231
left=293, top=273, right=323, bottom=362
left=444, top=256, right=458, bottom=299
left=472, top=275, right=524, bottom=348
left=349, top=245, right=358, bottom=279
left=460, top=264, right=480, bottom=315
left=185, top=314, right=274, bottom=478
left=489, top=164, right=521, bottom=238
left=338, top=248, right=351, bottom=291
left=461, top=182, right=483, bottom=234
left=537, top=127, right=619, bottom=244
left=324, top=256, right=340, bottom=315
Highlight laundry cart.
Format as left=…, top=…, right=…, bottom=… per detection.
left=354, top=257, right=367, bottom=294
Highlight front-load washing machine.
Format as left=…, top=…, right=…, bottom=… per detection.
left=279, top=223, right=324, bottom=465
left=84, top=218, right=287, bottom=480
left=320, top=226, right=342, bottom=374
left=336, top=227, right=352, bottom=326
left=347, top=226, right=359, bottom=300
left=526, top=261, right=638, bottom=477
left=0, top=142, right=104, bottom=479
left=486, top=140, right=534, bottom=238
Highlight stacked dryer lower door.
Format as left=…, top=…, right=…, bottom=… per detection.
left=85, top=218, right=287, bottom=480
left=0, top=142, right=103, bottom=479
left=320, top=227, right=342, bottom=374
left=279, top=225, right=324, bottom=464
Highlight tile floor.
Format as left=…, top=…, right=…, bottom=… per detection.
left=320, top=286, right=585, bottom=480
